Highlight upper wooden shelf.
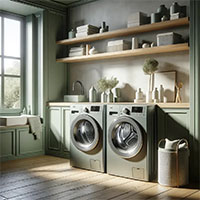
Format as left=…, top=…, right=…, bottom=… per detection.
left=56, top=43, right=189, bottom=63
left=57, top=17, right=189, bottom=45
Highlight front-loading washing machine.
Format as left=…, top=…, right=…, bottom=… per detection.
left=107, top=104, right=156, bottom=181
left=70, top=104, right=106, bottom=172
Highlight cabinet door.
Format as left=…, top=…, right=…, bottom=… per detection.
left=47, top=107, right=61, bottom=151
left=17, top=127, right=43, bottom=155
left=62, top=107, right=70, bottom=152
left=0, top=129, right=16, bottom=161
left=157, top=108, right=190, bottom=141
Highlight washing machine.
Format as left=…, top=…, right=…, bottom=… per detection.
left=70, top=104, right=106, bottom=172
left=106, top=104, right=156, bottom=181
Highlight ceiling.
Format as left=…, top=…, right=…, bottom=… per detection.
left=0, top=0, right=43, bottom=16
left=44, top=0, right=98, bottom=7
left=5, top=0, right=98, bottom=15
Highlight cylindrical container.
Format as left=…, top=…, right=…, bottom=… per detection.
left=89, top=86, right=97, bottom=102
left=152, top=87, right=159, bottom=101
left=146, top=91, right=153, bottom=103
left=158, top=139, right=189, bottom=187
left=157, top=4, right=168, bottom=16
left=159, top=85, right=164, bottom=102
left=151, top=12, right=161, bottom=24
left=132, top=37, right=138, bottom=49
left=107, top=89, right=113, bottom=103
left=101, top=91, right=107, bottom=103
left=136, top=88, right=143, bottom=100
left=68, top=29, right=75, bottom=39
left=170, top=2, right=180, bottom=15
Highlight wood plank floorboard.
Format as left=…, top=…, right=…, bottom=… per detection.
left=0, top=156, right=199, bottom=200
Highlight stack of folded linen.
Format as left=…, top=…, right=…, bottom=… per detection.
left=76, top=24, right=99, bottom=38
left=68, top=46, right=86, bottom=57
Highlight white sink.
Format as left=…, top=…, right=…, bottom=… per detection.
left=0, top=116, right=27, bottom=126
left=64, top=95, right=86, bottom=102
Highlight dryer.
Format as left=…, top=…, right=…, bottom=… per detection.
left=70, top=104, right=106, bottom=172
left=106, top=104, right=156, bottom=181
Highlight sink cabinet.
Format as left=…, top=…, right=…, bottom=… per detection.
left=46, top=106, right=70, bottom=158
left=0, top=126, right=44, bottom=161
left=0, top=128, right=16, bottom=161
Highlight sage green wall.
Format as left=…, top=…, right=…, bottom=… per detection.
left=43, top=10, right=67, bottom=103
left=42, top=10, right=67, bottom=121
left=68, top=0, right=190, bottom=102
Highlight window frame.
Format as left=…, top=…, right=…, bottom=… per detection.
left=0, top=11, right=25, bottom=114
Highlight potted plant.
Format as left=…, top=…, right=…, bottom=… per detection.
left=143, top=58, right=159, bottom=102
left=97, top=77, right=119, bottom=102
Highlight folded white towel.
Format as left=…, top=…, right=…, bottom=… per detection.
left=27, top=116, right=42, bottom=140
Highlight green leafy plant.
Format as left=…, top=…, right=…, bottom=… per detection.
left=97, top=77, right=119, bottom=92
left=143, top=58, right=159, bottom=91
left=143, top=58, right=158, bottom=75
left=107, top=77, right=119, bottom=89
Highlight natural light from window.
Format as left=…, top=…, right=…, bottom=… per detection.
left=0, top=15, right=22, bottom=111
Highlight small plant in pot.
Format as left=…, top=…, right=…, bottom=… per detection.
left=97, top=77, right=119, bottom=102
left=143, top=58, right=159, bottom=102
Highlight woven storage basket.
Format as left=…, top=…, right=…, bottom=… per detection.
left=158, top=139, right=189, bottom=187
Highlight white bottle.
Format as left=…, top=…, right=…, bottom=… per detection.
left=107, top=89, right=113, bottom=103
left=136, top=88, right=143, bottom=100
left=89, top=86, right=97, bottom=102
left=101, top=91, right=107, bottom=103
left=159, top=85, right=164, bottom=103
left=152, top=87, right=159, bottom=101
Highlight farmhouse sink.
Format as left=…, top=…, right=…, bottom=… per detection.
left=0, top=116, right=27, bottom=126
left=64, top=95, right=86, bottom=102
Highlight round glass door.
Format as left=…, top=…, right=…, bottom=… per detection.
left=108, top=117, right=143, bottom=158
left=71, top=114, right=99, bottom=152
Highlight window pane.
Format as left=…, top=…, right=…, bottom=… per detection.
left=0, top=17, right=1, bottom=55
left=4, top=18, right=20, bottom=57
left=4, top=58, right=20, bottom=75
left=4, top=77, right=20, bottom=109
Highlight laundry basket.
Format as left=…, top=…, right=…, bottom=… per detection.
left=158, top=138, right=189, bottom=187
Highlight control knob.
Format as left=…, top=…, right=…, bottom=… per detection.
left=83, top=107, right=89, bottom=113
left=122, top=107, right=130, bottom=115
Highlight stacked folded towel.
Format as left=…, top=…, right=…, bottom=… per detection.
left=76, top=24, right=99, bottom=38
left=69, top=45, right=86, bottom=57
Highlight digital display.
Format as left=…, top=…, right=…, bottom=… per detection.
left=132, top=107, right=143, bottom=113
left=91, top=106, right=100, bottom=112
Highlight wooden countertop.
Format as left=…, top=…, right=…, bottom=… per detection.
left=47, top=102, right=190, bottom=108
left=0, top=124, right=29, bottom=130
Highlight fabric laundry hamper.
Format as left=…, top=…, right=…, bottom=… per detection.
left=158, top=138, right=189, bottom=187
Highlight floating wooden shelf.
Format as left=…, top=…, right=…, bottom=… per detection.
left=56, top=43, right=189, bottom=63
left=57, top=17, right=189, bottom=45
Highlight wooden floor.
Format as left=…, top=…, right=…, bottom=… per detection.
left=0, top=156, right=199, bottom=200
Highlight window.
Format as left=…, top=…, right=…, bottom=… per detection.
left=0, top=13, right=24, bottom=113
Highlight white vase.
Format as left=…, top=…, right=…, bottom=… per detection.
left=89, top=86, right=97, bottom=102
left=107, top=89, right=113, bottom=102
left=101, top=91, right=107, bottom=103
left=146, top=91, right=153, bottom=103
